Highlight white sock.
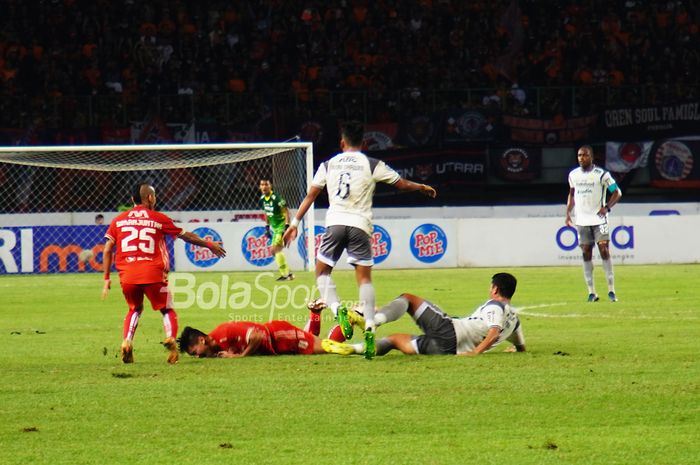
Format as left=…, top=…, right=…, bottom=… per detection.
left=351, top=343, right=364, bottom=354
left=359, top=283, right=376, bottom=330
left=601, top=259, right=615, bottom=292
left=316, top=274, right=340, bottom=316
left=583, top=260, right=595, bottom=294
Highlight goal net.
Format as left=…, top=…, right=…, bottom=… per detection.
left=0, top=143, right=315, bottom=273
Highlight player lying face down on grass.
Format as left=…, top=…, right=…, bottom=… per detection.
left=179, top=319, right=338, bottom=358
left=322, top=272, right=526, bottom=357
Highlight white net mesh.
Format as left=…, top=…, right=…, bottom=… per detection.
left=0, top=143, right=311, bottom=214
left=0, top=143, right=313, bottom=274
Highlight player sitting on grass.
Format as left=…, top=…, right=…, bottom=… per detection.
left=179, top=317, right=344, bottom=358
left=322, top=272, right=526, bottom=356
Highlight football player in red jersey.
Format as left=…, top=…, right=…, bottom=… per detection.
left=102, top=182, right=226, bottom=364
left=179, top=319, right=336, bottom=357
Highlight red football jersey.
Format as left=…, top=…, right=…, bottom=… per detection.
left=208, top=322, right=275, bottom=355
left=105, top=206, right=183, bottom=284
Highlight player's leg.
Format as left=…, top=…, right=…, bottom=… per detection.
left=144, top=282, right=179, bottom=364
left=120, top=283, right=144, bottom=363
left=304, top=299, right=325, bottom=336
left=374, top=293, right=425, bottom=327
left=577, top=226, right=598, bottom=301
left=597, top=240, right=617, bottom=301
left=272, top=230, right=293, bottom=280
left=315, top=225, right=347, bottom=317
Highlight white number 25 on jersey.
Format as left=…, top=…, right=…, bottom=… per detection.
left=121, top=227, right=156, bottom=254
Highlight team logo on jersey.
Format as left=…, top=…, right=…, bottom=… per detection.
left=241, top=226, right=275, bottom=267
left=298, top=225, right=326, bottom=263
left=186, top=227, right=222, bottom=268
left=370, top=225, right=392, bottom=265
left=410, top=224, right=447, bottom=263
left=655, top=140, right=694, bottom=181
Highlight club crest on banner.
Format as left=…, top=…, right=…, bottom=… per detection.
left=655, top=140, right=693, bottom=181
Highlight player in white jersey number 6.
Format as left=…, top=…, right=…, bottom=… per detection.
left=283, top=120, right=437, bottom=359
left=566, top=145, right=622, bottom=303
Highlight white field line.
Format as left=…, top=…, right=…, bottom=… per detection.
left=515, top=302, right=700, bottom=321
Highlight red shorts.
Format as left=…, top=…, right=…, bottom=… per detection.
left=120, top=282, right=172, bottom=312
left=264, top=320, right=315, bottom=355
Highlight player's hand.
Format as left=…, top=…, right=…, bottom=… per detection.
left=421, top=184, right=437, bottom=198
left=217, top=351, right=243, bottom=358
left=283, top=225, right=298, bottom=247
left=264, top=224, right=272, bottom=239
left=565, top=216, right=574, bottom=227
left=101, top=278, right=111, bottom=300
left=207, top=241, right=227, bottom=258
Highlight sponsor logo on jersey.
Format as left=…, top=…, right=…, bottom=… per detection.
left=370, top=225, right=392, bottom=265
left=241, top=226, right=275, bottom=267
left=410, top=224, right=447, bottom=263
left=298, top=225, right=326, bottom=263
left=186, top=227, right=223, bottom=268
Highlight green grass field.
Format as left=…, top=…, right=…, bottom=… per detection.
left=1, top=265, right=699, bottom=465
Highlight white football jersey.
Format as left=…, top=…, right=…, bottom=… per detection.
left=568, top=165, right=619, bottom=226
left=452, top=300, right=522, bottom=353
left=312, top=151, right=400, bottom=235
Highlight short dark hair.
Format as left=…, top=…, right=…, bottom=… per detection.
left=178, top=326, right=207, bottom=353
left=578, top=145, right=593, bottom=155
left=259, top=178, right=272, bottom=183
left=131, top=181, right=152, bottom=205
left=341, top=120, right=364, bottom=148
left=492, top=272, right=517, bottom=299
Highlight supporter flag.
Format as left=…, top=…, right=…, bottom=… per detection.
left=364, top=122, right=399, bottom=151
left=442, top=109, right=494, bottom=142
left=649, top=139, right=700, bottom=188
left=605, top=142, right=652, bottom=173
left=397, top=114, right=438, bottom=147
left=492, top=146, right=541, bottom=181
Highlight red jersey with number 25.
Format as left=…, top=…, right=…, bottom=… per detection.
left=105, top=206, right=183, bottom=284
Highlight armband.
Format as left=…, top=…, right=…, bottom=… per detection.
left=290, top=218, right=300, bottom=228
left=606, top=206, right=611, bottom=213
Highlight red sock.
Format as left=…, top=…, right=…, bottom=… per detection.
left=327, top=324, right=346, bottom=342
left=161, top=309, right=178, bottom=339
left=123, top=309, right=142, bottom=341
left=304, top=311, right=322, bottom=336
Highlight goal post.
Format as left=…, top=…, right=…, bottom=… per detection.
left=0, top=142, right=315, bottom=273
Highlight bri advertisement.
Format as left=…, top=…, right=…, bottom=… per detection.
left=0, top=225, right=173, bottom=274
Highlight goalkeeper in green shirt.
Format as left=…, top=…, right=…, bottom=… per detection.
left=259, top=178, right=294, bottom=281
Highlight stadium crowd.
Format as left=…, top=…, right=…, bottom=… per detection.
left=1, top=0, right=699, bottom=125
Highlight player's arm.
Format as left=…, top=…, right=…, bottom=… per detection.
left=457, top=326, right=501, bottom=356
left=504, top=321, right=526, bottom=353
left=101, top=238, right=115, bottom=300
left=179, top=231, right=226, bottom=257
left=218, top=328, right=266, bottom=358
left=393, top=178, right=437, bottom=198
left=283, top=186, right=323, bottom=245
left=565, top=187, right=576, bottom=227
left=599, top=183, right=622, bottom=216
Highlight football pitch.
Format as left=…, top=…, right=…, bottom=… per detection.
left=1, top=265, right=698, bottom=465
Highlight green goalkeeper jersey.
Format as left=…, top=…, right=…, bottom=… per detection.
left=259, top=192, right=288, bottom=230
